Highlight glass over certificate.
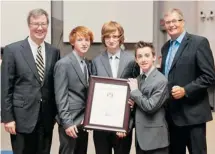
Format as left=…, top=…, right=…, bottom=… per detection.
left=83, top=76, right=130, bottom=132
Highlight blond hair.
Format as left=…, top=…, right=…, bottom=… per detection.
left=164, top=8, right=184, bottom=20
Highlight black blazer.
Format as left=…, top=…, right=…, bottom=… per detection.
left=161, top=32, right=215, bottom=126
left=1, top=38, right=60, bottom=133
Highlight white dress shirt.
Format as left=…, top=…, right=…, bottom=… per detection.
left=28, top=37, right=46, bottom=67
left=107, top=50, right=121, bottom=78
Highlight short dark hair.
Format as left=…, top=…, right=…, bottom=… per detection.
left=134, top=41, right=155, bottom=57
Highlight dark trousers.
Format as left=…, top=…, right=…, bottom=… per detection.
left=169, top=119, right=207, bottom=154
left=10, top=118, right=53, bottom=154
left=136, top=142, right=169, bottom=154
left=58, top=125, right=88, bottom=154
left=93, top=130, right=132, bottom=154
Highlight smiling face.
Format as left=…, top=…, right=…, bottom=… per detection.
left=104, top=30, right=121, bottom=54
left=72, top=36, right=91, bottom=56
left=135, top=47, right=156, bottom=73
left=69, top=26, right=94, bottom=57
left=28, top=14, right=48, bottom=45
left=101, top=21, right=124, bottom=54
left=164, top=11, right=185, bottom=40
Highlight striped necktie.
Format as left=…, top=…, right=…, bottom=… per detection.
left=36, top=46, right=45, bottom=82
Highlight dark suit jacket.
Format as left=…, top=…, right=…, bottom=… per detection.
left=1, top=38, right=60, bottom=133
left=161, top=32, right=215, bottom=126
left=130, top=68, right=169, bottom=151
left=91, top=50, right=136, bottom=131
left=54, top=52, right=91, bottom=129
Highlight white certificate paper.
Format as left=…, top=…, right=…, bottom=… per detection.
left=89, top=83, right=128, bottom=127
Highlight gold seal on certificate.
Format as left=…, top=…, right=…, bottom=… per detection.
left=83, top=76, right=130, bottom=132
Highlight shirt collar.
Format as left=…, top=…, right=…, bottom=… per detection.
left=107, top=50, right=121, bottom=59
left=73, top=50, right=84, bottom=63
left=171, top=30, right=186, bottom=44
left=141, top=65, right=155, bottom=78
left=28, top=36, right=45, bottom=49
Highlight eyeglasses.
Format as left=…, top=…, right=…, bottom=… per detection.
left=105, top=35, right=120, bottom=40
left=165, top=19, right=183, bottom=25
left=30, top=22, right=48, bottom=28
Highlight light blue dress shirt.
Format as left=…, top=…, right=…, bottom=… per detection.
left=165, top=31, right=186, bottom=78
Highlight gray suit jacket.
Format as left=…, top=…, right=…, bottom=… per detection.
left=92, top=50, right=135, bottom=79
left=54, top=51, right=89, bottom=129
left=130, top=68, right=169, bottom=151
left=92, top=50, right=136, bottom=131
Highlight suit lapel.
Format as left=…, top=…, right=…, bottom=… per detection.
left=41, top=43, right=53, bottom=86
left=145, top=69, right=157, bottom=86
left=100, top=52, right=113, bottom=77
left=117, top=51, right=128, bottom=78
left=20, top=39, right=41, bottom=83
left=141, top=69, right=157, bottom=90
left=161, top=41, right=170, bottom=74
left=169, top=33, right=190, bottom=72
left=69, top=52, right=87, bottom=87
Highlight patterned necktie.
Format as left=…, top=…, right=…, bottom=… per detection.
left=36, top=46, right=45, bottom=82
left=165, top=40, right=178, bottom=77
left=81, top=60, right=88, bottom=84
left=110, top=55, right=118, bottom=78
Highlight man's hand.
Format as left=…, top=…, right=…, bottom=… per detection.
left=4, top=121, right=16, bottom=135
left=171, top=85, right=186, bottom=99
left=65, top=125, right=78, bottom=138
left=127, top=78, right=138, bottom=91
left=116, top=132, right=127, bottom=138
left=128, top=99, right=135, bottom=109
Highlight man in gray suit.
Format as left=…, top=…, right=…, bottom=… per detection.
left=92, top=21, right=136, bottom=154
left=54, top=26, right=94, bottom=154
left=128, top=41, right=169, bottom=154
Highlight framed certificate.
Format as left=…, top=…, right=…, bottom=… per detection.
left=83, top=76, right=130, bottom=132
